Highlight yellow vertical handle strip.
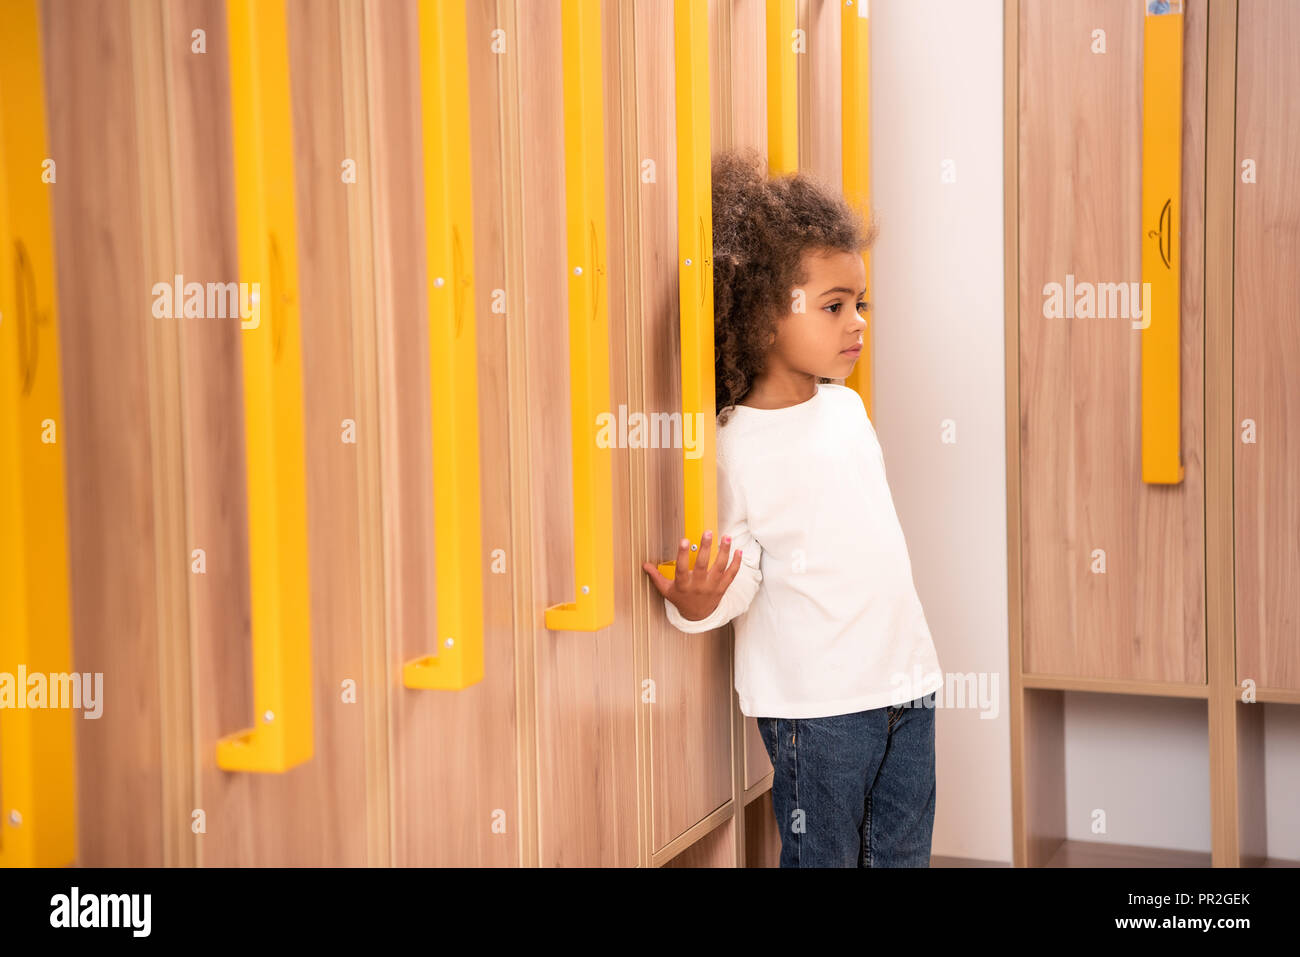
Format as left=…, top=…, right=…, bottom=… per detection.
left=218, top=0, right=314, bottom=771
left=766, top=0, right=799, bottom=174
left=657, top=0, right=717, bottom=581
left=545, top=0, right=614, bottom=631
left=841, top=0, right=872, bottom=419
left=405, top=0, right=484, bottom=686
left=1140, top=3, right=1185, bottom=484
left=0, top=0, right=76, bottom=867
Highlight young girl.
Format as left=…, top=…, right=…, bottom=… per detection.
left=642, top=147, right=944, bottom=868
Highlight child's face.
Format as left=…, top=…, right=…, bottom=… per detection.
left=769, top=247, right=868, bottom=379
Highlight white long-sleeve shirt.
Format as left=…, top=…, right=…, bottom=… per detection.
left=664, top=382, right=944, bottom=718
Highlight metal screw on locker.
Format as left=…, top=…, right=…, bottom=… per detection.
left=263, top=710, right=274, bottom=723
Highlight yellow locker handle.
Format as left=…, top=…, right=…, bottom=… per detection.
left=1140, top=0, right=1185, bottom=484
left=840, top=0, right=872, bottom=416
left=658, top=0, right=718, bottom=582
left=545, top=0, right=614, bottom=632
left=545, top=216, right=615, bottom=630
left=404, top=0, right=485, bottom=685
left=590, top=220, right=603, bottom=325
left=269, top=232, right=286, bottom=361
left=216, top=225, right=313, bottom=771
left=219, top=0, right=314, bottom=771
left=454, top=226, right=465, bottom=336
left=766, top=0, right=798, bottom=175
left=697, top=216, right=708, bottom=309
left=1, top=0, right=77, bottom=866
left=15, top=239, right=46, bottom=396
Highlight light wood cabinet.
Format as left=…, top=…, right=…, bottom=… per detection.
left=1006, top=0, right=1300, bottom=867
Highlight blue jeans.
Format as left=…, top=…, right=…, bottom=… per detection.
left=756, top=692, right=937, bottom=867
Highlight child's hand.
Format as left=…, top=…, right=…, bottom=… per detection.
left=642, top=530, right=743, bottom=622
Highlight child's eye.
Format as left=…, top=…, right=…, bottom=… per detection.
left=824, top=301, right=869, bottom=315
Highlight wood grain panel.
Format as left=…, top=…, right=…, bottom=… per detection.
left=128, top=0, right=196, bottom=867
left=367, top=0, right=521, bottom=866
left=1234, top=698, right=1266, bottom=864
left=635, top=0, right=735, bottom=857
left=1018, top=0, right=1206, bottom=683
left=661, top=815, right=734, bottom=866
left=1021, top=688, right=1065, bottom=867
left=1043, top=838, right=1211, bottom=867
left=362, top=0, right=434, bottom=862
left=742, top=790, right=781, bottom=866
left=165, top=0, right=248, bottom=865
left=802, top=0, right=842, bottom=188
left=711, top=0, right=778, bottom=797
left=1233, top=0, right=1300, bottom=694
left=338, top=0, right=389, bottom=867
left=718, top=0, right=767, bottom=156
left=41, top=0, right=164, bottom=867
left=1204, top=0, right=1250, bottom=870
left=177, top=0, right=366, bottom=865
left=706, top=0, right=777, bottom=798
left=515, top=0, right=640, bottom=866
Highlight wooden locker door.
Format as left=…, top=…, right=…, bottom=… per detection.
left=801, top=0, right=843, bottom=188
left=516, top=0, right=640, bottom=867
left=366, top=0, right=523, bottom=866
left=1017, top=0, right=1207, bottom=684
left=1232, top=0, right=1300, bottom=695
left=634, top=1, right=735, bottom=858
left=709, top=0, right=779, bottom=802
left=41, top=0, right=168, bottom=866
left=174, top=0, right=368, bottom=865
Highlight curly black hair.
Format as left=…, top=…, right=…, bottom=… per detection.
left=711, top=146, right=876, bottom=425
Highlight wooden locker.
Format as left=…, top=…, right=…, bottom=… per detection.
left=714, top=0, right=780, bottom=817
left=41, top=0, right=168, bottom=867
left=511, top=0, right=641, bottom=866
left=167, top=0, right=369, bottom=864
left=1008, top=0, right=1300, bottom=867
left=1017, top=0, right=1207, bottom=684
left=1232, top=0, right=1300, bottom=697
left=634, top=0, right=736, bottom=861
left=365, top=0, right=523, bottom=866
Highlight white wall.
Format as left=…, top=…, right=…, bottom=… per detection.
left=1062, top=697, right=1300, bottom=859
left=1263, top=705, right=1300, bottom=861
left=869, top=0, right=1011, bottom=863
left=1063, top=694, right=1210, bottom=852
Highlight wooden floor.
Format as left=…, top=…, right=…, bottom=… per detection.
left=945, top=839, right=1300, bottom=868
left=932, top=855, right=1010, bottom=867
left=936, top=841, right=1300, bottom=868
